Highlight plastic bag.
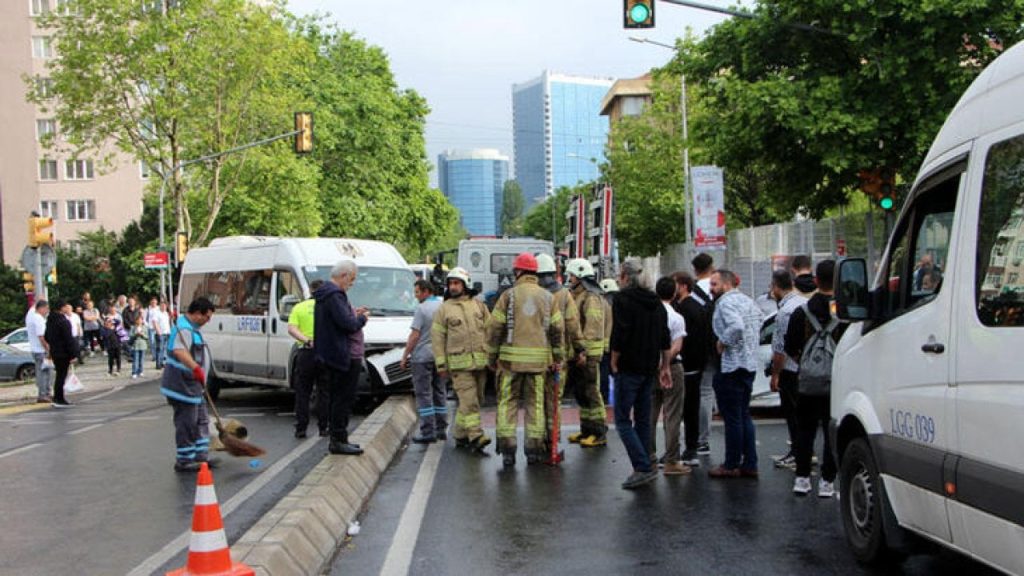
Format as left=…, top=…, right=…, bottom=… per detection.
left=65, top=369, right=84, bottom=393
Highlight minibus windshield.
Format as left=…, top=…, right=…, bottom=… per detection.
left=304, top=266, right=417, bottom=316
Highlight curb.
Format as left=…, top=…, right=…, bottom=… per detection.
left=232, top=396, right=417, bottom=576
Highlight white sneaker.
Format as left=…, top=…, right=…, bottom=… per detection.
left=818, top=480, right=835, bottom=498
left=793, top=476, right=812, bottom=495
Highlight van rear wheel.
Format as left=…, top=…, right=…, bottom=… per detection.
left=840, top=437, right=889, bottom=563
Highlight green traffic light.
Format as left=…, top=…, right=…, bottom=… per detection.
left=879, top=197, right=894, bottom=210
left=629, top=3, right=651, bottom=23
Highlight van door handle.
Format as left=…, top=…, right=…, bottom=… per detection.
left=272, top=318, right=277, bottom=333
left=262, top=318, right=267, bottom=334
left=921, top=342, right=945, bottom=354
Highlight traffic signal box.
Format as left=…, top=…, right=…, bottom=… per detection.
left=28, top=216, right=54, bottom=247
left=294, top=112, right=313, bottom=154
left=857, top=168, right=896, bottom=211
left=22, top=272, right=34, bottom=293
left=624, top=0, right=655, bottom=28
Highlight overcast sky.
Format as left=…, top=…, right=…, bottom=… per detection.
left=287, top=0, right=731, bottom=186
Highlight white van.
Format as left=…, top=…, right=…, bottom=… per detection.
left=457, top=237, right=554, bottom=295
left=831, top=41, right=1024, bottom=573
left=178, top=237, right=416, bottom=400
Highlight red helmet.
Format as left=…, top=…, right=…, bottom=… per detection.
left=512, top=252, right=538, bottom=272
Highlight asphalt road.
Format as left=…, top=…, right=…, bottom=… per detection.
left=0, top=378, right=355, bottom=575
left=331, top=417, right=998, bottom=576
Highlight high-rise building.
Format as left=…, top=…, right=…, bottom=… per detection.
left=437, top=149, right=509, bottom=236
left=0, top=0, right=145, bottom=266
left=512, top=72, right=614, bottom=206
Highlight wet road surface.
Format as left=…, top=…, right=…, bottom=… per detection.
left=0, top=379, right=354, bottom=575
left=331, top=414, right=998, bottom=576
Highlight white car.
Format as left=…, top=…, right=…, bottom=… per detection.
left=0, top=328, right=31, bottom=353
left=750, top=313, right=780, bottom=408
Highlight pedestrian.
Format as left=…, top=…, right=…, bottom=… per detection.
left=130, top=314, right=148, bottom=379
left=145, top=297, right=160, bottom=363
left=708, top=269, right=764, bottom=478
left=152, top=301, right=172, bottom=370
left=784, top=260, right=846, bottom=498
left=69, top=305, right=86, bottom=365
left=537, top=254, right=584, bottom=454
left=768, top=269, right=807, bottom=470
left=115, top=294, right=127, bottom=314
left=25, top=300, right=53, bottom=403
left=650, top=276, right=690, bottom=476
left=160, top=297, right=216, bottom=472
left=485, top=253, right=563, bottom=468
left=691, top=252, right=717, bottom=456
left=121, top=295, right=139, bottom=329
left=315, top=260, right=369, bottom=456
left=610, top=261, right=672, bottom=489
left=563, top=259, right=609, bottom=448
left=45, top=300, right=79, bottom=408
left=401, top=279, right=448, bottom=444
left=791, top=255, right=816, bottom=296
left=102, top=317, right=122, bottom=376
left=82, top=300, right=100, bottom=355
left=671, top=272, right=710, bottom=467
left=432, top=268, right=492, bottom=453
left=598, top=278, right=619, bottom=404
left=288, top=280, right=328, bottom=439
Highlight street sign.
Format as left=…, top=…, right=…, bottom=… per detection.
left=144, top=251, right=170, bottom=269
left=19, top=246, right=37, bottom=271
left=38, top=244, right=56, bottom=270
left=692, top=166, right=727, bottom=248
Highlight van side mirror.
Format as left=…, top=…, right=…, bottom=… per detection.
left=835, top=258, right=871, bottom=321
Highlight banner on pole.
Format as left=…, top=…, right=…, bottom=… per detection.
left=600, top=185, right=614, bottom=258
left=691, top=166, right=727, bottom=248
left=144, top=251, right=170, bottom=270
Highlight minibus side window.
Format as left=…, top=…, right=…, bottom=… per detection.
left=234, top=270, right=272, bottom=316
left=275, top=270, right=303, bottom=321
left=976, top=133, right=1024, bottom=327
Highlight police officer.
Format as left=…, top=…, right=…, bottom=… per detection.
left=160, top=298, right=216, bottom=472
left=486, top=253, right=564, bottom=468
left=565, top=259, right=610, bottom=447
left=432, top=268, right=492, bottom=453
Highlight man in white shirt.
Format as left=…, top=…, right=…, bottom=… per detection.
left=25, top=300, right=53, bottom=403
left=650, top=277, right=690, bottom=476
left=145, top=297, right=160, bottom=362
left=151, top=301, right=172, bottom=369
left=67, top=306, right=84, bottom=365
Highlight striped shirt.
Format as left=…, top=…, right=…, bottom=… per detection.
left=712, top=289, right=764, bottom=374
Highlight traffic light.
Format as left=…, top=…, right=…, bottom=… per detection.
left=857, top=168, right=897, bottom=211
left=28, top=216, right=54, bottom=247
left=624, top=0, right=655, bottom=28
left=22, top=272, right=34, bottom=293
left=294, top=112, right=313, bottom=154
left=46, top=266, right=57, bottom=285
left=175, top=231, right=189, bottom=265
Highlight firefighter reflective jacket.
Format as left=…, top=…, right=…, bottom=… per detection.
left=572, top=284, right=609, bottom=359
left=431, top=295, right=490, bottom=372
left=551, top=286, right=585, bottom=360
left=486, top=275, right=564, bottom=373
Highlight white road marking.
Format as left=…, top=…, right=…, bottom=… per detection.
left=125, top=434, right=321, bottom=576
left=68, top=423, right=104, bottom=436
left=121, top=415, right=161, bottom=421
left=379, top=441, right=444, bottom=576
left=65, top=419, right=106, bottom=425
left=82, top=385, right=125, bottom=403
left=0, top=442, right=42, bottom=460
left=221, top=412, right=266, bottom=418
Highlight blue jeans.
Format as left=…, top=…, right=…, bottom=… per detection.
left=614, top=371, right=655, bottom=472
left=132, top=350, right=144, bottom=376
left=154, top=334, right=167, bottom=369
left=713, top=369, right=758, bottom=471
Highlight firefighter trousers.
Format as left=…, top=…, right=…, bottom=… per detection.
left=451, top=370, right=486, bottom=442
left=573, top=358, right=608, bottom=438
left=497, top=370, right=546, bottom=456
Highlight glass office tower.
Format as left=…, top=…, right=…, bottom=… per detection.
left=512, top=72, right=613, bottom=206
left=437, top=149, right=509, bottom=236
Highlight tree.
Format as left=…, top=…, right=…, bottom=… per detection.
left=31, top=0, right=320, bottom=248
left=500, top=180, right=526, bottom=236
left=673, top=1, right=1024, bottom=218
left=0, top=266, right=29, bottom=335
left=522, top=185, right=580, bottom=248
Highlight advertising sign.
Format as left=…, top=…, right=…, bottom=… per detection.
left=144, top=251, right=170, bottom=270
left=691, top=166, right=727, bottom=248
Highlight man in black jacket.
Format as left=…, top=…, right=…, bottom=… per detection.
left=45, top=300, right=79, bottom=408
left=673, top=272, right=709, bottom=466
left=610, top=262, right=672, bottom=489
left=315, top=260, right=370, bottom=456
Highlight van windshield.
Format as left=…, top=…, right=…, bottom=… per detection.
left=304, top=266, right=417, bottom=316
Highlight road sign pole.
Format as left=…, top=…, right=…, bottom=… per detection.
left=34, top=248, right=45, bottom=301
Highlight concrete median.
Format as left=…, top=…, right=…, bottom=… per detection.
left=233, top=396, right=417, bottom=576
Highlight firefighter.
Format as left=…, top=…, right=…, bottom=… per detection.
left=535, top=253, right=585, bottom=456
left=431, top=268, right=492, bottom=453
left=565, top=259, right=610, bottom=447
left=486, top=253, right=564, bottom=468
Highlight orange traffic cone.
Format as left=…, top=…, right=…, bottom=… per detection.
left=167, top=463, right=254, bottom=576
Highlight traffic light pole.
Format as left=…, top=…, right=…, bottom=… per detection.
left=658, top=0, right=841, bottom=36
left=34, top=248, right=45, bottom=302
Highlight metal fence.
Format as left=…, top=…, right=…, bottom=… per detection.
left=643, top=210, right=890, bottom=298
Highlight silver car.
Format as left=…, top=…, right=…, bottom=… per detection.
left=0, top=343, right=36, bottom=382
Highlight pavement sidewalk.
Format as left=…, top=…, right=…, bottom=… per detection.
left=0, top=351, right=156, bottom=407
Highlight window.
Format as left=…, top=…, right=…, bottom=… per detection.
left=34, top=77, right=55, bottom=99
left=275, top=270, right=303, bottom=320
left=65, top=199, right=95, bottom=221
left=55, top=0, right=76, bottom=15
left=32, top=36, right=53, bottom=59
left=65, top=159, right=94, bottom=180
left=977, top=133, right=1024, bottom=327
left=38, top=159, right=58, bottom=181
left=39, top=200, right=57, bottom=218
left=139, top=161, right=151, bottom=180
left=36, top=119, right=55, bottom=141
left=30, top=0, right=50, bottom=16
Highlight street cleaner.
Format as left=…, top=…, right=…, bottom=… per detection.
left=160, top=297, right=216, bottom=473
left=486, top=253, right=564, bottom=468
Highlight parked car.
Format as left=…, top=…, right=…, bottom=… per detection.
left=0, top=343, right=36, bottom=382
left=0, top=328, right=31, bottom=353
left=750, top=313, right=780, bottom=408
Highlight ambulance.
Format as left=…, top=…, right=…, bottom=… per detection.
left=831, top=41, right=1024, bottom=573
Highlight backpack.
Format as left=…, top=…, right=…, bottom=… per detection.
left=797, top=303, right=839, bottom=396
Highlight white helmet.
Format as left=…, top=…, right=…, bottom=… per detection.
left=446, top=267, right=471, bottom=286
left=599, top=278, right=620, bottom=293
left=535, top=253, right=557, bottom=274
left=565, top=258, right=595, bottom=279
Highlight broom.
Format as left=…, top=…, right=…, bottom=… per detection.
left=203, top=384, right=265, bottom=457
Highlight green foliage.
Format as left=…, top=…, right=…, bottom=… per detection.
left=0, top=266, right=30, bottom=335
left=671, top=0, right=1024, bottom=218
left=501, top=180, right=526, bottom=235
left=522, top=185, right=580, bottom=248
